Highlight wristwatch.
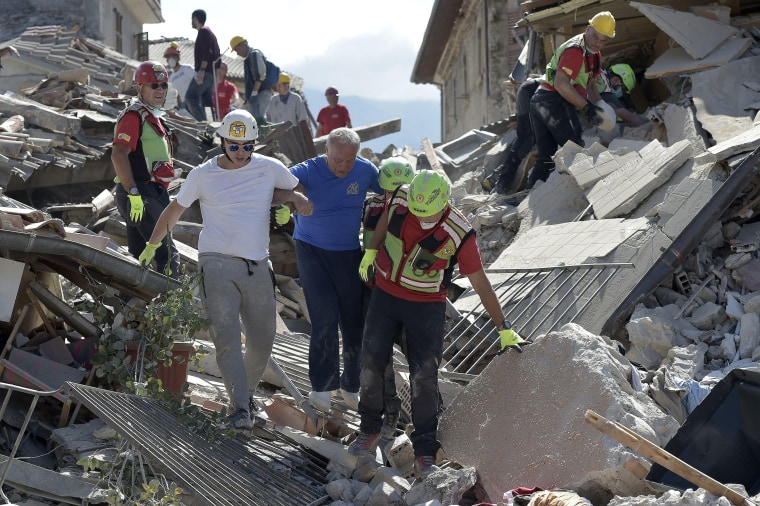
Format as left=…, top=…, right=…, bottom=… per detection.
left=129, top=186, right=140, bottom=196
left=498, top=320, right=512, bottom=331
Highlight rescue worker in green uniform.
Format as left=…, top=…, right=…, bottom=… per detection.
left=349, top=170, right=529, bottom=477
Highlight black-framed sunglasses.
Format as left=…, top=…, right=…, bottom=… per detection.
left=145, top=82, right=169, bottom=90
left=227, top=143, right=254, bottom=152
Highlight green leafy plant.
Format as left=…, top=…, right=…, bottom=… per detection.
left=89, top=272, right=228, bottom=436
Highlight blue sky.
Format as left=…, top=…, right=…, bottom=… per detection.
left=146, top=0, right=440, bottom=103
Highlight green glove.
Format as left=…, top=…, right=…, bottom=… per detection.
left=359, top=249, right=378, bottom=282
left=498, top=323, right=530, bottom=353
left=275, top=204, right=291, bottom=225
left=128, top=194, right=144, bottom=222
left=138, top=242, right=160, bottom=267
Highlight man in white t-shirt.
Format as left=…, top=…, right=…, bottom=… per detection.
left=164, top=43, right=195, bottom=111
left=139, top=110, right=313, bottom=431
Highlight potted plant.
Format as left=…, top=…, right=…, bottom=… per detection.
left=91, top=271, right=209, bottom=398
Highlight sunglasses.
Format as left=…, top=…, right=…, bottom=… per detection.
left=145, top=82, right=169, bottom=90
left=227, top=143, right=254, bottom=152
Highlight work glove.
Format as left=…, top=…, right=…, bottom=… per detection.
left=275, top=204, right=291, bottom=225
left=251, top=90, right=259, bottom=97
left=498, top=322, right=531, bottom=353
left=138, top=242, right=160, bottom=267
left=128, top=194, right=144, bottom=223
left=583, top=100, right=605, bottom=127
left=359, top=249, right=378, bottom=283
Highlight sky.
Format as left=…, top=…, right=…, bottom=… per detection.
left=145, top=0, right=440, bottom=103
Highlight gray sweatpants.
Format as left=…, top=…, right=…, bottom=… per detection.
left=199, top=253, right=276, bottom=411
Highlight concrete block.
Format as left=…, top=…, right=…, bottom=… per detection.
left=386, top=433, right=415, bottom=477
left=325, top=478, right=356, bottom=502
left=352, top=483, right=373, bottom=506
left=404, top=467, right=477, bottom=506
left=366, top=481, right=405, bottom=506
left=369, top=466, right=411, bottom=496
left=352, top=453, right=381, bottom=483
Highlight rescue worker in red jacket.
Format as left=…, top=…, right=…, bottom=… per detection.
left=527, top=11, right=615, bottom=188
left=349, top=170, right=529, bottom=477
left=111, top=61, right=179, bottom=278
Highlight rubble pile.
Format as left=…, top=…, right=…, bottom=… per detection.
left=5, top=2, right=760, bottom=505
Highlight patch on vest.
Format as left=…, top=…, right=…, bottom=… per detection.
left=561, top=66, right=573, bottom=76
left=117, top=133, right=131, bottom=142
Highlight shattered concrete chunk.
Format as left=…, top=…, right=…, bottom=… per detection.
left=738, top=312, right=760, bottom=359
left=439, top=324, right=678, bottom=501
left=326, top=478, right=356, bottom=502
left=366, top=481, right=406, bottom=506
left=403, top=467, right=477, bottom=506
left=689, top=301, right=727, bottom=331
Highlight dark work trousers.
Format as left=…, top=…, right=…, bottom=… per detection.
left=497, top=78, right=540, bottom=190
left=361, top=283, right=403, bottom=425
left=184, top=71, right=214, bottom=121
left=358, top=287, right=446, bottom=457
left=528, top=88, right=584, bottom=187
left=115, top=182, right=179, bottom=278
left=295, top=240, right=364, bottom=393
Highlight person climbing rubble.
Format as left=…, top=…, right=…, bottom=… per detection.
left=138, top=110, right=312, bottom=431
left=527, top=11, right=615, bottom=188
left=349, top=169, right=529, bottom=477
left=360, top=156, right=415, bottom=441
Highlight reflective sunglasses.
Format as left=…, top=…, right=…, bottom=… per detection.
left=227, top=142, right=254, bottom=152
left=145, top=82, right=169, bottom=90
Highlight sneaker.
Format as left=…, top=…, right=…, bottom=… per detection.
left=340, top=388, right=359, bottom=410
left=347, top=432, right=381, bottom=456
left=414, top=455, right=440, bottom=477
left=223, top=408, right=253, bottom=431
left=308, top=390, right=331, bottom=412
left=380, top=410, right=400, bottom=439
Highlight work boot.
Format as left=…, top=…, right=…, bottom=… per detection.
left=348, top=432, right=381, bottom=456
left=222, top=408, right=254, bottom=431
left=380, top=409, right=400, bottom=439
left=481, top=171, right=499, bottom=192
left=414, top=455, right=440, bottom=477
left=340, top=388, right=359, bottom=410
left=308, top=390, right=331, bottom=412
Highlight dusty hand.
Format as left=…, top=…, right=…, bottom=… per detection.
left=359, top=249, right=378, bottom=282
left=128, top=194, right=144, bottom=222
left=195, top=69, right=205, bottom=84
left=251, top=89, right=259, bottom=97
left=138, top=242, right=160, bottom=267
left=583, top=100, right=605, bottom=126
left=498, top=326, right=531, bottom=353
left=275, top=204, right=291, bottom=225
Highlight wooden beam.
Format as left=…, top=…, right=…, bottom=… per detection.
left=313, top=118, right=401, bottom=154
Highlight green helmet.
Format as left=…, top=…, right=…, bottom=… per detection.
left=609, top=63, right=636, bottom=93
left=378, top=156, right=414, bottom=191
left=407, top=170, right=450, bottom=217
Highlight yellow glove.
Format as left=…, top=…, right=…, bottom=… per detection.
left=275, top=204, right=291, bottom=225
left=498, top=322, right=530, bottom=353
left=138, top=242, right=160, bottom=267
left=128, top=194, right=144, bottom=222
left=359, top=249, right=377, bottom=282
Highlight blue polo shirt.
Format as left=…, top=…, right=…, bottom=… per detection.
left=290, top=155, right=380, bottom=250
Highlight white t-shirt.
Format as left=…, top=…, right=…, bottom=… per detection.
left=169, top=64, right=195, bottom=102
left=177, top=154, right=298, bottom=261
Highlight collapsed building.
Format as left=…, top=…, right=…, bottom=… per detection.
left=1, top=0, right=760, bottom=505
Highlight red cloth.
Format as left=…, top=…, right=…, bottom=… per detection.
left=539, top=46, right=600, bottom=97
left=215, top=79, right=239, bottom=119
left=113, top=110, right=141, bottom=151
left=317, top=104, right=351, bottom=135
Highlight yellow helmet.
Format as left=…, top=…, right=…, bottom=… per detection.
left=230, top=36, right=246, bottom=50
left=589, top=11, right=616, bottom=38
left=278, top=72, right=291, bottom=84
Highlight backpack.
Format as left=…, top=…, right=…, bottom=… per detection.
left=264, top=58, right=281, bottom=88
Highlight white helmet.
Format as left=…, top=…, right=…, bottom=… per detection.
left=217, top=110, right=258, bottom=141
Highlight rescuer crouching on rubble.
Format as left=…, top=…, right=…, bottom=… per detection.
left=348, top=170, right=530, bottom=477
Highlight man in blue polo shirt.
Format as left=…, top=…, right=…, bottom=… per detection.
left=290, top=128, right=381, bottom=413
